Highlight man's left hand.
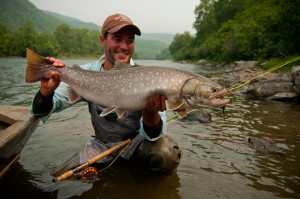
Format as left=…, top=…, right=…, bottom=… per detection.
left=142, top=95, right=167, bottom=127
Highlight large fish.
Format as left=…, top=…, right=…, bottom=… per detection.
left=25, top=49, right=229, bottom=118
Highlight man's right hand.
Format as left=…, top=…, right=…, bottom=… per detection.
left=40, top=57, right=65, bottom=97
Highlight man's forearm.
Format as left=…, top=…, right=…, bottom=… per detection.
left=32, top=90, right=54, bottom=115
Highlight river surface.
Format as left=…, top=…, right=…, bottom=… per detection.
left=0, top=58, right=299, bottom=199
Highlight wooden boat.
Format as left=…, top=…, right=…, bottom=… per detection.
left=0, top=105, right=40, bottom=178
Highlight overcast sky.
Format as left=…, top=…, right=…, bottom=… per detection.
left=29, top=0, right=200, bottom=34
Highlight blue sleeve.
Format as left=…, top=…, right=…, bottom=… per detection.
left=30, top=59, right=102, bottom=122
left=139, top=111, right=167, bottom=141
left=30, top=82, right=79, bottom=122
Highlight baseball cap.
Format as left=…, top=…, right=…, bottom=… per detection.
left=101, top=14, right=141, bottom=36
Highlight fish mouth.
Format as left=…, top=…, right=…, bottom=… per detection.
left=207, top=89, right=230, bottom=107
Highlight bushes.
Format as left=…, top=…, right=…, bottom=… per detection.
left=169, top=0, right=300, bottom=62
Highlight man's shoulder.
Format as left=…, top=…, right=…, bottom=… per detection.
left=80, top=61, right=100, bottom=71
left=80, top=56, right=104, bottom=71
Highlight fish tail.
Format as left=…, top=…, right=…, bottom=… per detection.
left=25, top=48, right=52, bottom=83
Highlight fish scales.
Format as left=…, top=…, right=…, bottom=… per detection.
left=59, top=66, right=192, bottom=110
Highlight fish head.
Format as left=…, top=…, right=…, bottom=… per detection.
left=180, top=78, right=230, bottom=109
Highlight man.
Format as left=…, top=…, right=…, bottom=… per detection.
left=31, top=14, right=182, bottom=174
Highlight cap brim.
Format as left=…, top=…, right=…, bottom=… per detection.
left=108, top=24, right=141, bottom=36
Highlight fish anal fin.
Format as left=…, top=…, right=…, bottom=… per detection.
left=166, top=101, right=184, bottom=110
left=67, top=86, right=81, bottom=103
left=100, top=107, right=117, bottom=117
left=115, top=109, right=126, bottom=118
left=174, top=109, right=188, bottom=119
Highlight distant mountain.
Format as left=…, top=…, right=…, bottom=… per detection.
left=0, top=0, right=175, bottom=59
left=43, top=10, right=101, bottom=31
left=44, top=11, right=175, bottom=44
left=139, top=33, right=174, bottom=45
left=0, top=0, right=174, bottom=44
left=0, top=0, right=100, bottom=33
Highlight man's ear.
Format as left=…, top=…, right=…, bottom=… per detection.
left=100, top=35, right=105, bottom=45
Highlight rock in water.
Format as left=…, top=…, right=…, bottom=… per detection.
left=246, top=136, right=285, bottom=155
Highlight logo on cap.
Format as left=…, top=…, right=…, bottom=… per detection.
left=114, top=14, right=132, bottom=23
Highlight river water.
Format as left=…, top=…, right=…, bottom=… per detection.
left=0, top=58, right=299, bottom=199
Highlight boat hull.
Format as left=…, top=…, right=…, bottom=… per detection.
left=0, top=105, right=40, bottom=178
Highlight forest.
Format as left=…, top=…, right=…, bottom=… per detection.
left=0, top=22, right=102, bottom=58
left=169, top=0, right=300, bottom=62
left=1, top=0, right=299, bottom=62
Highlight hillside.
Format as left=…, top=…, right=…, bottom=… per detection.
left=1, top=0, right=63, bottom=33
left=43, top=10, right=101, bottom=31
left=0, top=0, right=174, bottom=44
left=0, top=0, right=174, bottom=59
left=0, top=0, right=102, bottom=33
left=139, top=33, right=174, bottom=45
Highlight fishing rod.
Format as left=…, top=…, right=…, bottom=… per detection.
left=166, top=56, right=300, bottom=124
left=54, top=139, right=132, bottom=181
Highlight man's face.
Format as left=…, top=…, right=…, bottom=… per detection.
left=101, top=27, right=135, bottom=66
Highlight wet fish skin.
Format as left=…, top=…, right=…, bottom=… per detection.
left=26, top=49, right=229, bottom=118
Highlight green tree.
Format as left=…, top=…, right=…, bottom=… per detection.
left=53, top=24, right=74, bottom=55
left=169, top=32, right=194, bottom=61
left=10, top=21, right=38, bottom=57
left=191, top=0, right=300, bottom=62
left=0, top=24, right=12, bottom=56
left=156, top=48, right=172, bottom=60
left=87, top=30, right=103, bottom=56
left=35, top=33, right=60, bottom=56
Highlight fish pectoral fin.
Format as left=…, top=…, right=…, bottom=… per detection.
left=115, top=109, right=126, bottom=118
left=174, top=109, right=188, bottom=119
left=100, top=107, right=117, bottom=117
left=67, top=86, right=81, bottom=103
left=166, top=101, right=185, bottom=110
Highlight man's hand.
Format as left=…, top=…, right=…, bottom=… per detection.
left=40, top=57, right=65, bottom=97
left=142, top=95, right=167, bottom=127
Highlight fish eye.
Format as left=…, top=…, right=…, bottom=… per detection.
left=211, top=87, right=218, bottom=93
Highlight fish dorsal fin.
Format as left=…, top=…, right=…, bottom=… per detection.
left=166, top=101, right=185, bottom=110
left=67, top=86, right=82, bottom=103
left=112, top=61, right=132, bottom=70
left=72, top=64, right=81, bottom=69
